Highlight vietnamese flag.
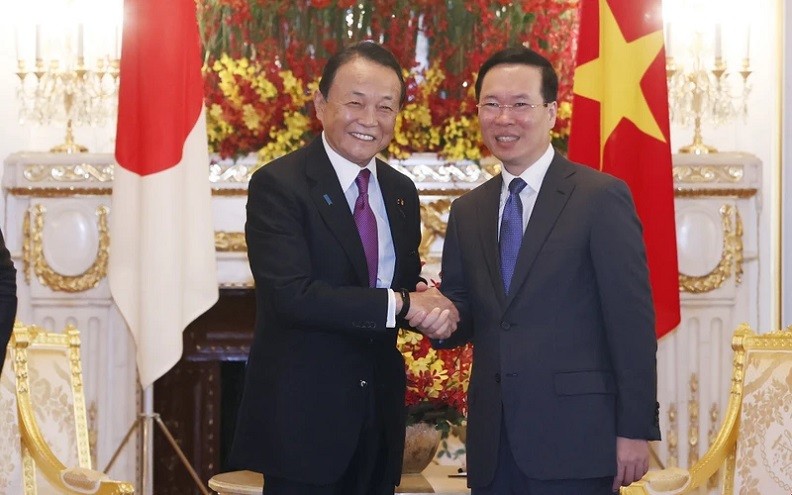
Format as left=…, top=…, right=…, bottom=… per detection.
left=568, top=0, right=680, bottom=338
left=110, top=0, right=218, bottom=388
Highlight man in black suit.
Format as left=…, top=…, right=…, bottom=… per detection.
left=0, top=227, right=17, bottom=373
left=228, top=41, right=458, bottom=495
left=437, top=46, right=660, bottom=494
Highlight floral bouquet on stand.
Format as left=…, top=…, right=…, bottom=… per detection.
left=397, top=328, right=472, bottom=471
left=397, top=329, right=472, bottom=434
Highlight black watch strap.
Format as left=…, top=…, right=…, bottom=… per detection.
left=397, top=288, right=410, bottom=319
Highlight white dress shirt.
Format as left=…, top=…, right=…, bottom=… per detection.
left=321, top=133, right=398, bottom=327
left=498, top=143, right=555, bottom=237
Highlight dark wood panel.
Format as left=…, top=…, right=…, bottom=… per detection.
left=154, top=289, right=255, bottom=494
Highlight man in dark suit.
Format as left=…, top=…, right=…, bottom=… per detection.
left=228, top=41, right=458, bottom=495
left=0, top=227, right=17, bottom=373
left=437, top=46, right=660, bottom=494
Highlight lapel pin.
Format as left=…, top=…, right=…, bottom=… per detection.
left=396, top=198, right=405, bottom=206
left=323, top=194, right=333, bottom=205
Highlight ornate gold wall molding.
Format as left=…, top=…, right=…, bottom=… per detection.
left=211, top=188, right=248, bottom=196
left=215, top=231, right=247, bottom=252
left=674, top=187, right=757, bottom=198
left=23, top=163, right=114, bottom=182
left=209, top=162, right=261, bottom=183
left=678, top=204, right=744, bottom=293
left=673, top=165, right=744, bottom=183
left=27, top=204, right=110, bottom=293
left=688, top=373, right=700, bottom=467
left=419, top=199, right=451, bottom=259
left=8, top=187, right=112, bottom=197
left=667, top=402, right=678, bottom=467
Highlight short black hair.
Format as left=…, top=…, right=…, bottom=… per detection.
left=318, top=41, right=406, bottom=107
left=475, top=46, right=558, bottom=104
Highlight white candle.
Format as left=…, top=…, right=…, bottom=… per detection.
left=665, top=22, right=672, bottom=58
left=115, top=25, right=120, bottom=60
left=745, top=25, right=751, bottom=59
left=714, top=23, right=722, bottom=59
left=77, top=23, right=84, bottom=60
left=35, top=24, right=41, bottom=60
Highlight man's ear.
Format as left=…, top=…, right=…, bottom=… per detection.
left=314, top=90, right=327, bottom=121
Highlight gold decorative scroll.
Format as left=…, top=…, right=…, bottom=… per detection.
left=672, top=165, right=744, bottom=183
left=667, top=402, right=679, bottom=468
left=22, top=213, right=31, bottom=284
left=28, top=204, right=109, bottom=292
left=679, top=204, right=743, bottom=293
left=393, top=160, right=491, bottom=184
left=688, top=373, right=700, bottom=467
left=7, top=187, right=112, bottom=197
left=211, top=188, right=249, bottom=197
left=209, top=162, right=261, bottom=183
left=215, top=231, right=247, bottom=252
left=419, top=199, right=451, bottom=259
left=674, top=187, right=757, bottom=198
left=23, top=163, right=114, bottom=182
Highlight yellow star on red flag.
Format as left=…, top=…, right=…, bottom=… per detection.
left=573, top=0, right=666, bottom=163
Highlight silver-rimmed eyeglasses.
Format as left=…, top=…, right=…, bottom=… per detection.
left=476, top=101, right=555, bottom=116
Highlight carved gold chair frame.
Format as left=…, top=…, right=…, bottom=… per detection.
left=622, top=322, right=792, bottom=494
left=12, top=322, right=134, bottom=494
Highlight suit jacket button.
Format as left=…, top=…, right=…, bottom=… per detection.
left=494, top=372, right=501, bottom=383
left=500, top=321, right=511, bottom=330
left=360, top=380, right=368, bottom=388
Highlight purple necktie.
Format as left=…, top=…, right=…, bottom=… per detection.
left=354, top=169, right=378, bottom=287
left=500, top=178, right=527, bottom=294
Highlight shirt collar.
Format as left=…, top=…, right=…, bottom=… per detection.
left=501, top=143, right=554, bottom=194
left=321, top=132, right=378, bottom=192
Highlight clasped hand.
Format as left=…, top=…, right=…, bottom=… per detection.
left=405, top=282, right=459, bottom=340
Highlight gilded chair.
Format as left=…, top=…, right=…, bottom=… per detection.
left=208, top=470, right=263, bottom=494
left=12, top=322, right=135, bottom=494
left=622, top=323, right=792, bottom=495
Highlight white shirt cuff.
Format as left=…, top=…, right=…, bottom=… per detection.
left=386, top=288, right=396, bottom=328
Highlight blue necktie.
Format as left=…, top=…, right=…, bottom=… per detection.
left=500, top=178, right=527, bottom=294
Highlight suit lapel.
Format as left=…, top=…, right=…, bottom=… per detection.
left=505, top=156, right=576, bottom=308
left=304, top=139, right=370, bottom=287
left=377, top=160, right=407, bottom=287
left=476, top=176, right=507, bottom=307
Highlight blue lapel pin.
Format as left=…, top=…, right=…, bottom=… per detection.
left=323, top=194, right=333, bottom=205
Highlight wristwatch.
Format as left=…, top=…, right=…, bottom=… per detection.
left=397, top=288, right=410, bottom=319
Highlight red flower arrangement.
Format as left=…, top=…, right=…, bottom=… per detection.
left=397, top=329, right=473, bottom=432
left=197, top=0, right=579, bottom=161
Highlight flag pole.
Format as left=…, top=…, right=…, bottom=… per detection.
left=105, top=382, right=212, bottom=494
left=141, top=386, right=154, bottom=495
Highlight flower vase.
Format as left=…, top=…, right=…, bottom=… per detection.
left=401, top=422, right=441, bottom=474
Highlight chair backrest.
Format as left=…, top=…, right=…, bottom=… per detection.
left=0, top=349, right=24, bottom=493
left=728, top=323, right=792, bottom=494
left=13, top=322, right=93, bottom=494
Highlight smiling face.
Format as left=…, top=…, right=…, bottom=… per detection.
left=314, top=56, right=402, bottom=167
left=477, top=64, right=557, bottom=176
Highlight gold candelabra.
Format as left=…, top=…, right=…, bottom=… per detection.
left=16, top=55, right=120, bottom=154
left=666, top=35, right=752, bottom=154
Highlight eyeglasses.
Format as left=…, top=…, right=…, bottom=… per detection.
left=476, top=101, right=555, bottom=116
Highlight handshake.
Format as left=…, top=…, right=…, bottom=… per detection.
left=398, top=282, right=459, bottom=340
